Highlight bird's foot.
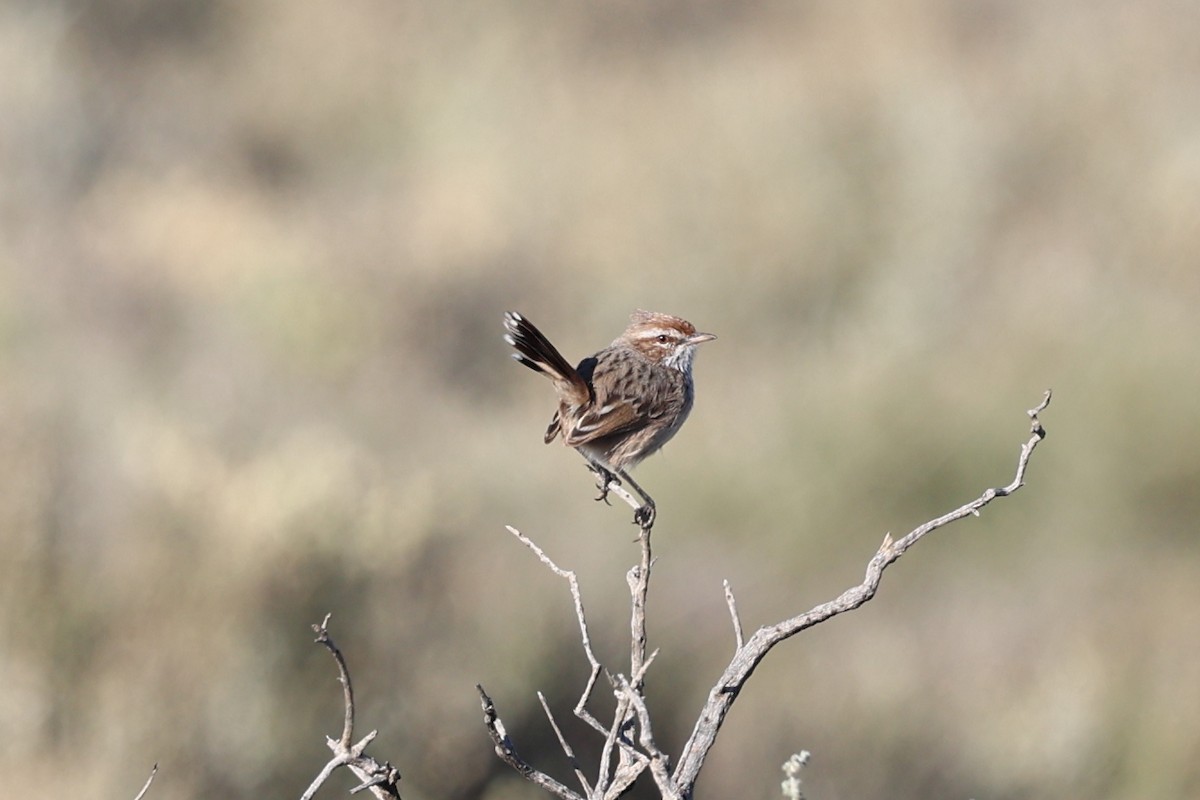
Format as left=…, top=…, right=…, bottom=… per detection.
left=633, top=500, right=656, bottom=529
left=587, top=464, right=618, bottom=505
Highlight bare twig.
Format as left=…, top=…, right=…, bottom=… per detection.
left=301, top=615, right=402, bottom=800
left=505, top=525, right=609, bottom=736
left=594, top=523, right=659, bottom=795
left=723, top=580, right=744, bottom=652
left=604, top=481, right=643, bottom=518
left=133, top=764, right=157, bottom=800
left=492, top=392, right=1052, bottom=799
left=594, top=689, right=640, bottom=798
left=628, top=526, right=653, bottom=690
left=671, top=391, right=1053, bottom=795
left=332, top=735, right=401, bottom=798
left=617, top=675, right=679, bottom=799
left=575, top=664, right=606, bottom=735
left=477, top=684, right=582, bottom=800
left=313, top=613, right=355, bottom=750
left=539, top=691, right=593, bottom=797
left=503, top=525, right=651, bottom=797
left=601, top=745, right=647, bottom=800
left=301, top=756, right=346, bottom=800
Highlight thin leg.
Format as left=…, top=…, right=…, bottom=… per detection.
left=615, top=468, right=655, bottom=528
left=579, top=452, right=622, bottom=503
left=577, top=452, right=654, bottom=526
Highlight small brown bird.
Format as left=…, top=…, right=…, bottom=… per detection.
left=503, top=309, right=716, bottom=526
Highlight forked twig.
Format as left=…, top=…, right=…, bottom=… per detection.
left=301, top=615, right=402, bottom=800
left=671, top=391, right=1053, bottom=795
left=477, top=684, right=581, bottom=800
left=504, top=526, right=609, bottom=735
left=503, top=525, right=655, bottom=796
left=616, top=675, right=678, bottom=798
left=488, top=392, right=1053, bottom=800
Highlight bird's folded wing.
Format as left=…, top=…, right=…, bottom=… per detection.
left=563, top=394, right=650, bottom=446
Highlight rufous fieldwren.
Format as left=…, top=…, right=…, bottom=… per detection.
left=503, top=309, right=716, bottom=527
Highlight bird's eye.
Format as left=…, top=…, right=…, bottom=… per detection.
left=656, top=334, right=669, bottom=343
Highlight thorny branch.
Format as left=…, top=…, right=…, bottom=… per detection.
left=488, top=391, right=1052, bottom=799
left=301, top=615, right=402, bottom=800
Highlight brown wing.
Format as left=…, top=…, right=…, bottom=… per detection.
left=562, top=351, right=679, bottom=447
left=563, top=396, right=644, bottom=447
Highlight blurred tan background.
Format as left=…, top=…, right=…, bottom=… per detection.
left=2, top=1, right=1199, bottom=798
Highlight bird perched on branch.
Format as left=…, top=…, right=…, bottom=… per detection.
left=503, top=309, right=715, bottom=527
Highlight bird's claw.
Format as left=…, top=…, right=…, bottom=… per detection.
left=633, top=502, right=656, bottom=528
left=588, top=464, right=617, bottom=505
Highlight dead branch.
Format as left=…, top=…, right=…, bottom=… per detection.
left=539, top=691, right=593, bottom=796
left=477, top=684, right=582, bottom=800
left=132, top=764, right=157, bottom=800
left=670, top=390, right=1052, bottom=795
left=301, top=615, right=402, bottom=800
left=502, top=525, right=653, bottom=797
left=488, top=391, right=1052, bottom=799
left=616, top=674, right=679, bottom=799
left=723, top=580, right=744, bottom=652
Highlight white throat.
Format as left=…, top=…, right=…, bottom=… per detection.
left=663, top=344, right=697, bottom=374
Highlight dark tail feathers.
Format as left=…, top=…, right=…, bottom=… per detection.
left=503, top=311, right=579, bottom=384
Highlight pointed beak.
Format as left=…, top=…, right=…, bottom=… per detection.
left=688, top=332, right=717, bottom=345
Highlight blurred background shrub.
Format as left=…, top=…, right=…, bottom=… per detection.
left=1, top=1, right=1198, bottom=798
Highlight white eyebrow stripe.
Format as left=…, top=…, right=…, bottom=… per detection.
left=634, top=328, right=675, bottom=340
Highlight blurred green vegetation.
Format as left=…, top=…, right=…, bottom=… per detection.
left=2, top=1, right=1198, bottom=798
